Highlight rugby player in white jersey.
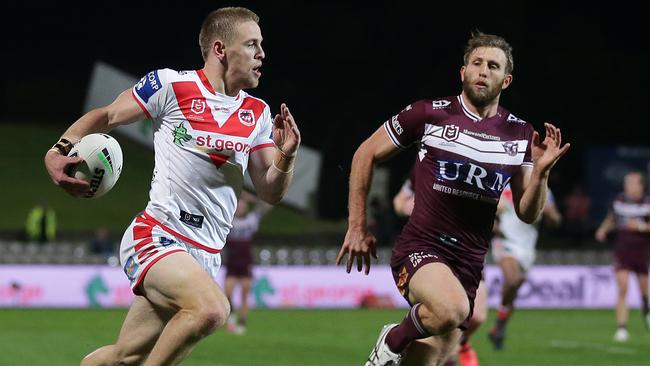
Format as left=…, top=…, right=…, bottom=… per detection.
left=488, top=184, right=561, bottom=350
left=44, top=7, right=300, bottom=365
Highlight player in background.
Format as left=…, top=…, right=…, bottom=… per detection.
left=336, top=31, right=570, bottom=366
left=393, top=170, right=487, bottom=366
left=44, top=7, right=300, bottom=365
left=224, top=191, right=272, bottom=335
left=595, top=171, right=650, bottom=342
left=487, top=183, right=562, bottom=350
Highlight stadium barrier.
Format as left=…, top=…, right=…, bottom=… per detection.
left=0, top=241, right=613, bottom=266
left=0, top=265, right=644, bottom=309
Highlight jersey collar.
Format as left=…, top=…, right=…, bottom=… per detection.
left=196, top=69, right=242, bottom=101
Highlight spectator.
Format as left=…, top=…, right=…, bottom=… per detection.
left=25, top=203, right=56, bottom=243
left=90, top=227, right=115, bottom=260
left=563, top=183, right=591, bottom=246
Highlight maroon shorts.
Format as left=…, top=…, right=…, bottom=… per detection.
left=391, top=242, right=483, bottom=330
left=613, top=248, right=649, bottom=274
left=224, top=240, right=254, bottom=278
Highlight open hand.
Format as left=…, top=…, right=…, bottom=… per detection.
left=44, top=150, right=90, bottom=197
left=273, top=103, right=301, bottom=156
left=336, top=227, right=378, bottom=275
left=531, top=122, right=570, bottom=175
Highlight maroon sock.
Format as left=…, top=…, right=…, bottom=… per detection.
left=385, top=303, right=429, bottom=353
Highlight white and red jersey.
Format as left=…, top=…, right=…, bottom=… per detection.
left=497, top=185, right=556, bottom=246
left=491, top=184, right=555, bottom=270
left=131, top=68, right=274, bottom=253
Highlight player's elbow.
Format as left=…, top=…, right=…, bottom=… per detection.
left=258, top=191, right=283, bottom=205
left=518, top=213, right=538, bottom=225
left=515, top=208, right=540, bottom=225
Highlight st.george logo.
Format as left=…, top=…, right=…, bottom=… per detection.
left=191, top=99, right=206, bottom=114
left=443, top=125, right=460, bottom=141
left=238, top=109, right=255, bottom=126
left=502, top=141, right=519, bottom=156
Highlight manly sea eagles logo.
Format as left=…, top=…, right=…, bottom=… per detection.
left=238, top=109, right=255, bottom=126
left=502, top=141, right=519, bottom=156
left=190, top=99, right=206, bottom=114
left=443, top=124, right=460, bottom=141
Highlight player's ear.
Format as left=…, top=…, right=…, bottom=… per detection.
left=213, top=40, right=226, bottom=60
left=501, top=74, right=513, bottom=89
left=460, top=65, right=466, bottom=82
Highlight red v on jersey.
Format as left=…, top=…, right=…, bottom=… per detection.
left=172, top=81, right=264, bottom=138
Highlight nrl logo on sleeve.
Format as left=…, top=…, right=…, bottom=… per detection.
left=502, top=141, right=519, bottom=156
left=238, top=109, right=255, bottom=126
left=443, top=124, right=459, bottom=141
left=432, top=100, right=451, bottom=109
left=191, top=99, right=206, bottom=115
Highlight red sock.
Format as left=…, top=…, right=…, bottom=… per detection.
left=497, top=306, right=512, bottom=321
left=386, top=303, right=429, bottom=353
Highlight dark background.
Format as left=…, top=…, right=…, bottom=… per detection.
left=2, top=2, right=646, bottom=219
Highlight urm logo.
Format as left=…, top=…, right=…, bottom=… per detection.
left=435, top=160, right=511, bottom=192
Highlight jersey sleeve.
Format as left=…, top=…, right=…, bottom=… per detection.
left=131, top=69, right=170, bottom=119
left=383, top=100, right=429, bottom=149
left=521, top=123, right=535, bottom=168
left=250, top=104, right=275, bottom=152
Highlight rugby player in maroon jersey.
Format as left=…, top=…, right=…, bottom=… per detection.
left=337, top=31, right=570, bottom=366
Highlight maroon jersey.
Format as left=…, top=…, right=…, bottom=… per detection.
left=385, top=96, right=534, bottom=263
left=610, top=194, right=650, bottom=272
left=225, top=210, right=263, bottom=278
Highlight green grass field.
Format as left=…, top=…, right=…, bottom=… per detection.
left=1, top=308, right=648, bottom=365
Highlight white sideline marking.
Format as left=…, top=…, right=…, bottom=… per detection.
left=549, top=340, right=638, bottom=355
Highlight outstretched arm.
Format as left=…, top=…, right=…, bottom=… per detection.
left=44, top=89, right=146, bottom=196
left=248, top=103, right=301, bottom=204
left=510, top=123, right=570, bottom=224
left=595, top=212, right=615, bottom=242
left=336, top=126, right=400, bottom=275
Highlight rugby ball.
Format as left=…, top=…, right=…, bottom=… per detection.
left=67, top=133, right=123, bottom=199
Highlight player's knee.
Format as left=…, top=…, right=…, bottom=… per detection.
left=422, top=301, right=469, bottom=334
left=504, top=274, right=524, bottom=289
left=469, top=309, right=487, bottom=327
left=194, top=301, right=230, bottom=336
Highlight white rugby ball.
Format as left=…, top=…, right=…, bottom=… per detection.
left=67, top=133, right=123, bottom=199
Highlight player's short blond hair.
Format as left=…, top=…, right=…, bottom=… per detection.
left=199, top=7, right=260, bottom=61
left=463, top=31, right=514, bottom=74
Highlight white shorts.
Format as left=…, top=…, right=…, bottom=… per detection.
left=491, top=237, right=536, bottom=273
left=120, top=212, right=222, bottom=294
